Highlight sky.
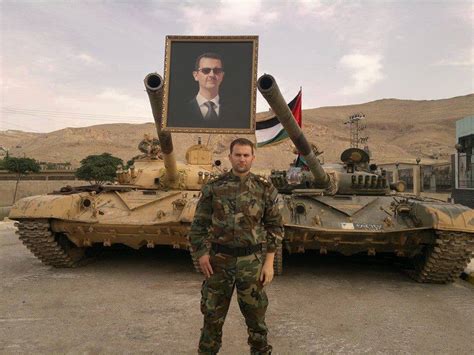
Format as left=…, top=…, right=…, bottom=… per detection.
left=1, top=0, right=473, bottom=133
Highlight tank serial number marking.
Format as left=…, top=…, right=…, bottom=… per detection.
left=341, top=223, right=355, bottom=230
left=341, top=223, right=383, bottom=231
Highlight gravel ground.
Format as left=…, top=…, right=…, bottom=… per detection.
left=1, top=221, right=473, bottom=354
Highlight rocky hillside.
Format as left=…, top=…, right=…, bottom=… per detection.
left=1, top=94, right=472, bottom=170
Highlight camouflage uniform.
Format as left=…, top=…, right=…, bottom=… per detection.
left=189, top=171, right=283, bottom=354
left=138, top=137, right=162, bottom=158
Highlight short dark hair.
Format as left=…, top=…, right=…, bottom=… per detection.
left=194, top=52, right=224, bottom=71
left=230, top=138, right=255, bottom=155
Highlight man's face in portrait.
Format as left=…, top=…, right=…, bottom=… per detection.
left=192, top=57, right=225, bottom=93
left=228, top=144, right=255, bottom=175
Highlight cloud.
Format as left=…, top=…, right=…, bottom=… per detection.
left=297, top=0, right=340, bottom=19
left=75, top=53, right=102, bottom=66
left=34, top=56, right=57, bottom=72
left=434, top=59, right=474, bottom=67
left=179, top=0, right=279, bottom=34
left=295, top=1, right=394, bottom=55
left=97, top=89, right=134, bottom=102
left=96, top=89, right=146, bottom=113
left=434, top=48, right=474, bottom=67
left=339, top=53, right=384, bottom=95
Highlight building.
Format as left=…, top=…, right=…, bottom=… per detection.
left=452, top=115, right=474, bottom=207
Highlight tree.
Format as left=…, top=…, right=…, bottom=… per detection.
left=75, top=153, right=123, bottom=185
left=4, top=157, right=41, bottom=203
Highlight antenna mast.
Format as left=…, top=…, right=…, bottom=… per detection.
left=344, top=113, right=368, bottom=148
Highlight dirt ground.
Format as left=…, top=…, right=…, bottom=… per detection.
left=1, top=222, right=473, bottom=354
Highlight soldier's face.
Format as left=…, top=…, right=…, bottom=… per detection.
left=193, top=58, right=224, bottom=91
left=228, top=144, right=255, bottom=175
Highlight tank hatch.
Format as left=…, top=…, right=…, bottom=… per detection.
left=340, top=148, right=370, bottom=164
left=186, top=144, right=213, bottom=165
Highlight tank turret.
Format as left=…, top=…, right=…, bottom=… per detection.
left=257, top=74, right=330, bottom=189
left=257, top=74, right=391, bottom=196
left=144, top=72, right=178, bottom=184
left=116, top=72, right=219, bottom=190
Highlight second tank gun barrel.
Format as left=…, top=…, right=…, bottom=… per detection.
left=144, top=72, right=178, bottom=182
left=257, top=74, right=330, bottom=188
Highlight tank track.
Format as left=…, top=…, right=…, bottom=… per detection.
left=16, top=219, right=86, bottom=268
left=411, top=230, right=474, bottom=284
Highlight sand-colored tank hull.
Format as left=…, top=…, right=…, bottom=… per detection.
left=9, top=187, right=200, bottom=251
left=278, top=192, right=474, bottom=283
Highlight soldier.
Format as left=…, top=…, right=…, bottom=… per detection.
left=189, top=138, right=283, bottom=354
left=138, top=133, right=162, bottom=159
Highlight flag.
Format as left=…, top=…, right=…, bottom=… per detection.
left=256, top=89, right=302, bottom=147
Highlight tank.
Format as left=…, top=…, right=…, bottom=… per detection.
left=8, top=73, right=221, bottom=271
left=257, top=74, right=474, bottom=283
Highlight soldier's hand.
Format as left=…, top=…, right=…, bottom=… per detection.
left=260, top=259, right=274, bottom=286
left=199, top=255, right=214, bottom=278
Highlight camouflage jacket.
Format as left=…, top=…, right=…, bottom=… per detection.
left=189, top=171, right=283, bottom=259
left=138, top=138, right=160, bottom=154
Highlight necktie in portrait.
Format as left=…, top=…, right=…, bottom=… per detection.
left=204, top=101, right=218, bottom=121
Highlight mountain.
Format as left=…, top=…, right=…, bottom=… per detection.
left=1, top=94, right=472, bottom=170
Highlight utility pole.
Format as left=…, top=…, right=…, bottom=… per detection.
left=344, top=113, right=368, bottom=148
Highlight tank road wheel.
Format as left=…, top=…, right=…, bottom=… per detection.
left=16, top=219, right=87, bottom=267
left=411, top=231, right=474, bottom=284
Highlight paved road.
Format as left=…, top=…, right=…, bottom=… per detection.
left=1, top=223, right=473, bottom=354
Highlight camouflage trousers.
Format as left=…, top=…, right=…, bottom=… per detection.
left=198, top=252, right=271, bottom=354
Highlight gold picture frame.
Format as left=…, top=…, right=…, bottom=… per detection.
left=162, top=35, right=258, bottom=134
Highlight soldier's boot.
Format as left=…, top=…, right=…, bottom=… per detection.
left=248, top=329, right=272, bottom=355
left=198, top=351, right=218, bottom=355
left=251, top=349, right=272, bottom=355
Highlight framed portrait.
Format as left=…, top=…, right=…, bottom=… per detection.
left=162, top=35, right=258, bottom=134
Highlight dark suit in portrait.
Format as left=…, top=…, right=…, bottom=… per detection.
left=173, top=96, right=248, bottom=129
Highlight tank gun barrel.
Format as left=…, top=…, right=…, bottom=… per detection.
left=144, top=73, right=178, bottom=182
left=257, top=74, right=330, bottom=187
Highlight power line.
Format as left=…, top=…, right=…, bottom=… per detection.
left=3, top=109, right=143, bottom=124
left=4, top=106, right=151, bottom=119
left=2, top=106, right=151, bottom=121
left=2, top=109, right=152, bottom=125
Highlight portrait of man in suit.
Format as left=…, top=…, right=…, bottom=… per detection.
left=163, top=36, right=257, bottom=133
left=186, top=52, right=228, bottom=127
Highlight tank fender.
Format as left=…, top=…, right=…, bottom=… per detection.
left=410, top=202, right=474, bottom=233
left=9, top=194, right=88, bottom=220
